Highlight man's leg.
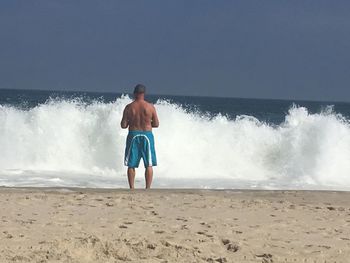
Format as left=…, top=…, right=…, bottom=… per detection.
left=145, top=167, right=153, bottom=189
left=127, top=168, right=135, bottom=189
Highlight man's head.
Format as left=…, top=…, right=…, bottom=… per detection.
left=133, top=84, right=146, bottom=100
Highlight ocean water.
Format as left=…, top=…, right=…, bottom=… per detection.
left=1, top=89, right=350, bottom=190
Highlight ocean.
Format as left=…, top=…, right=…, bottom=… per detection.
left=0, top=89, right=350, bottom=190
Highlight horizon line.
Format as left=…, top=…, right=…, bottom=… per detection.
left=0, top=87, right=349, bottom=104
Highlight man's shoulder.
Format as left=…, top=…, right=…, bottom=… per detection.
left=145, top=101, right=155, bottom=108
left=125, top=102, right=136, bottom=108
left=123, top=103, right=133, bottom=114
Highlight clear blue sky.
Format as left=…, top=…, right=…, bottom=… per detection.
left=0, top=1, right=350, bottom=101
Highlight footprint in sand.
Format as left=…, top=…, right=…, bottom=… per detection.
left=318, top=245, right=331, bottom=249
left=151, top=210, right=158, bottom=216
left=221, top=239, right=239, bottom=252
left=305, top=244, right=313, bottom=248
left=197, top=231, right=214, bottom=238
left=255, top=253, right=273, bottom=263
left=207, top=257, right=227, bottom=263
left=200, top=222, right=211, bottom=228
left=147, top=243, right=157, bottom=249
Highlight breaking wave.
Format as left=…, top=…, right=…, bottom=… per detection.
left=0, top=96, right=350, bottom=190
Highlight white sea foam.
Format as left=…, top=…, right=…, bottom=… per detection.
left=0, top=96, right=350, bottom=190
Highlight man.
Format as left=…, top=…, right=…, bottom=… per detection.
left=121, top=84, right=159, bottom=189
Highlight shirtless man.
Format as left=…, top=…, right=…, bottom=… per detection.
left=120, top=84, right=159, bottom=189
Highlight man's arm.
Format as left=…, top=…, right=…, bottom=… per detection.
left=120, top=105, right=129, bottom=129
left=151, top=105, right=159, bottom=128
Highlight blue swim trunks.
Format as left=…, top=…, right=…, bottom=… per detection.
left=124, top=131, right=157, bottom=168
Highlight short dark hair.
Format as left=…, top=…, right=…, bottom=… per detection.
left=133, top=84, right=146, bottom=94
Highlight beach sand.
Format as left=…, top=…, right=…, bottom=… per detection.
left=0, top=188, right=349, bottom=262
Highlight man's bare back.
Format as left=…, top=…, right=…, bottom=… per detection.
left=120, top=84, right=159, bottom=189
left=121, top=100, right=159, bottom=131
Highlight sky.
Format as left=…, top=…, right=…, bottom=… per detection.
left=0, top=1, right=350, bottom=101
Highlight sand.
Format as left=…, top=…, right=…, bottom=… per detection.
left=0, top=187, right=350, bottom=262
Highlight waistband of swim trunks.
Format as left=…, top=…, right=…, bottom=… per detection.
left=128, top=130, right=153, bottom=135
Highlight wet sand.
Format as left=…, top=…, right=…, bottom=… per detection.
left=0, top=187, right=350, bottom=262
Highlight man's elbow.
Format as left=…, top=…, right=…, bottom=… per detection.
left=120, top=122, right=128, bottom=129
left=152, top=122, right=159, bottom=128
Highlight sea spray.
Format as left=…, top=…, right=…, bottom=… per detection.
left=0, top=96, right=350, bottom=189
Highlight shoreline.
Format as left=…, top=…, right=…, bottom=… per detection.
left=2, top=185, right=350, bottom=192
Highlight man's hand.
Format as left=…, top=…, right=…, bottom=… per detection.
left=151, top=105, right=159, bottom=128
